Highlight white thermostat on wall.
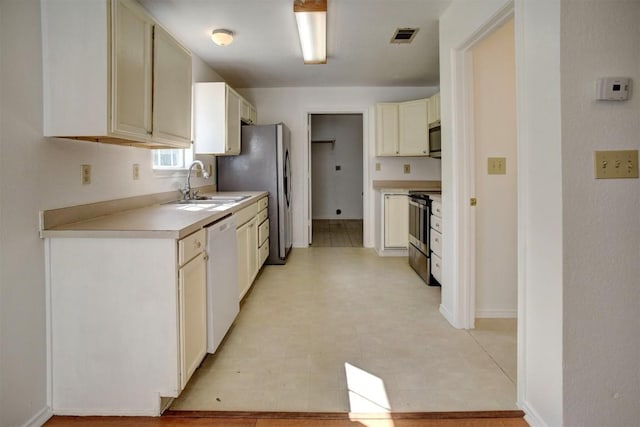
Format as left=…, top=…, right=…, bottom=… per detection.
left=595, top=77, right=630, bottom=101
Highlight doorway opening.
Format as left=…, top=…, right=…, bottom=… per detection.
left=308, top=114, right=364, bottom=247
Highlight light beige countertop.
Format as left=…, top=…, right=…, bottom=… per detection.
left=41, top=191, right=268, bottom=239
left=372, top=180, right=441, bottom=191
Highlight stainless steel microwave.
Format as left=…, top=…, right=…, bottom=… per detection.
left=429, top=121, right=441, bottom=158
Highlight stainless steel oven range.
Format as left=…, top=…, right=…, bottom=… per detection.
left=408, top=191, right=439, bottom=286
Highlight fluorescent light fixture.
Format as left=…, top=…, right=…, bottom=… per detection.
left=294, top=0, right=327, bottom=64
left=211, top=29, right=234, bottom=46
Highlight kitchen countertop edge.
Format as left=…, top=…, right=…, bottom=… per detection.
left=40, top=191, right=268, bottom=240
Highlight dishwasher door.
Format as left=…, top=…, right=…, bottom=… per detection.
left=206, top=215, right=239, bottom=353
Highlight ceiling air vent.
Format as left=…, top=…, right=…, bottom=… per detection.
left=390, top=27, right=419, bottom=44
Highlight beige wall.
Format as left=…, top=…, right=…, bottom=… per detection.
left=561, top=1, right=640, bottom=425
left=471, top=19, right=517, bottom=318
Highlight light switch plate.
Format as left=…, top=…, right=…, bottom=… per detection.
left=488, top=157, right=507, bottom=175
left=403, top=164, right=411, bottom=174
left=594, top=150, right=638, bottom=179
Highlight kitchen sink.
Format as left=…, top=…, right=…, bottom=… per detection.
left=200, top=195, right=251, bottom=203
left=165, top=195, right=251, bottom=205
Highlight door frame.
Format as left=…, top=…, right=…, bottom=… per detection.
left=304, top=109, right=369, bottom=247
left=451, top=3, right=514, bottom=330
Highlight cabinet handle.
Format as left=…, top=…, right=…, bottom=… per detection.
left=204, top=252, right=209, bottom=261
left=195, top=240, right=201, bottom=249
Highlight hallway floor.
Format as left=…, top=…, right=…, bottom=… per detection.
left=170, top=248, right=517, bottom=412
left=311, top=220, right=363, bottom=247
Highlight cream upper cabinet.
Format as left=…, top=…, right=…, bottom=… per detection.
left=375, top=98, right=428, bottom=156
left=398, top=99, right=429, bottom=156
left=152, top=26, right=192, bottom=147
left=383, top=193, right=409, bottom=249
left=376, top=103, right=400, bottom=156
left=42, top=0, right=192, bottom=149
left=226, top=88, right=242, bottom=154
left=112, top=0, right=153, bottom=139
left=193, top=82, right=256, bottom=155
left=428, top=92, right=441, bottom=125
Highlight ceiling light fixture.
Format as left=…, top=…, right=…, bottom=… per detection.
left=294, top=0, right=327, bottom=64
left=211, top=29, right=234, bottom=46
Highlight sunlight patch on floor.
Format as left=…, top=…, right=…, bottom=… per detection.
left=345, top=362, right=394, bottom=427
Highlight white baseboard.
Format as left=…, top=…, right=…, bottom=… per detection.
left=439, top=303, right=458, bottom=328
left=375, top=248, right=408, bottom=257
left=518, top=399, right=548, bottom=427
left=23, top=406, right=52, bottom=427
left=476, top=308, right=517, bottom=318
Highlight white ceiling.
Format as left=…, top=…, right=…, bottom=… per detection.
left=139, top=0, right=451, bottom=88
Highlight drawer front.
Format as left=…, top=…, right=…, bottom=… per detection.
left=431, top=215, right=442, bottom=234
left=257, top=207, right=268, bottom=224
left=178, top=229, right=206, bottom=266
left=431, top=200, right=442, bottom=218
left=259, top=238, right=269, bottom=265
left=258, top=218, right=269, bottom=245
left=431, top=253, right=442, bottom=283
left=235, top=202, right=258, bottom=227
left=430, top=229, right=442, bottom=257
left=257, top=197, right=268, bottom=211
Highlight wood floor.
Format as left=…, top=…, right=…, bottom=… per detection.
left=46, top=411, right=528, bottom=426
left=312, top=220, right=363, bottom=247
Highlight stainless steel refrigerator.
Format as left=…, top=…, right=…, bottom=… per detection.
left=216, top=123, right=292, bottom=264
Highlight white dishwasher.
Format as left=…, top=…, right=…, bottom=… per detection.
left=205, top=215, right=239, bottom=353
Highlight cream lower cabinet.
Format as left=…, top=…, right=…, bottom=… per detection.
left=235, top=197, right=268, bottom=300
left=384, top=193, right=409, bottom=249
left=237, top=216, right=258, bottom=299
left=42, top=0, right=192, bottom=148
left=46, top=229, right=207, bottom=415
left=178, top=250, right=207, bottom=390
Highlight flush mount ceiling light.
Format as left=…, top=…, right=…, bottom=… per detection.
left=294, top=0, right=327, bottom=64
left=211, top=29, right=234, bottom=46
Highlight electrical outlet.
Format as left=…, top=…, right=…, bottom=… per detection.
left=81, top=164, right=91, bottom=185
left=375, top=162, right=381, bottom=171
left=594, top=150, right=638, bottom=179
left=488, top=157, right=507, bottom=175
left=208, top=164, right=213, bottom=176
left=132, top=163, right=140, bottom=180
left=403, top=164, right=411, bottom=174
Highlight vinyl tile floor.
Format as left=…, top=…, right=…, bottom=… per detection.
left=170, top=248, right=517, bottom=413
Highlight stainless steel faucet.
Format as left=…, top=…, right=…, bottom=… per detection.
left=182, top=160, right=210, bottom=200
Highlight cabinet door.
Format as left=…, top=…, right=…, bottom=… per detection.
left=240, top=98, right=251, bottom=123
left=179, top=252, right=207, bottom=389
left=248, top=216, right=259, bottom=283
left=226, top=88, right=241, bottom=154
left=152, top=26, right=192, bottom=148
left=112, top=0, right=153, bottom=139
left=250, top=105, right=258, bottom=125
left=399, top=99, right=429, bottom=156
left=376, top=103, right=399, bottom=156
left=236, top=222, right=250, bottom=299
left=431, top=93, right=441, bottom=124
left=384, top=194, right=409, bottom=249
